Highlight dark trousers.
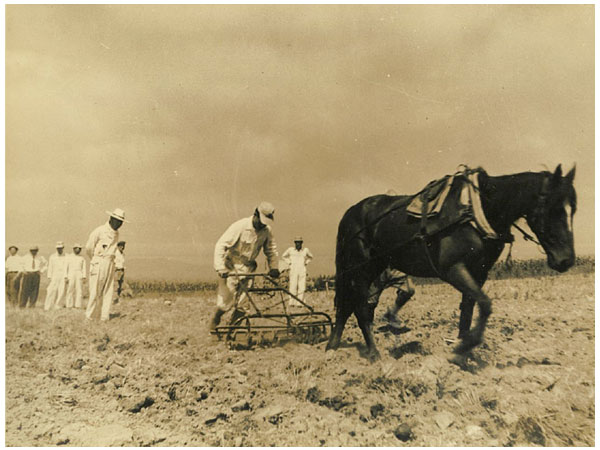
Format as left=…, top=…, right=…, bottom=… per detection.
left=19, top=272, right=40, bottom=308
left=115, top=269, right=125, bottom=297
left=5, top=272, right=20, bottom=306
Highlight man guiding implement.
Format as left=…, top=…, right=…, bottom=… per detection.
left=210, top=202, right=280, bottom=331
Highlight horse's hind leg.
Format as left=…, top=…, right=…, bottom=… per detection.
left=355, top=302, right=380, bottom=362
left=444, top=263, right=492, bottom=354
left=326, top=301, right=353, bottom=351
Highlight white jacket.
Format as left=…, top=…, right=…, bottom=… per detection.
left=214, top=216, right=278, bottom=272
left=47, top=253, right=68, bottom=280
left=282, top=247, right=313, bottom=273
left=66, top=254, right=87, bottom=278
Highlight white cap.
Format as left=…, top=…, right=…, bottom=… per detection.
left=257, top=202, right=275, bottom=226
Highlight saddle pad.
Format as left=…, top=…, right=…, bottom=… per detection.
left=467, top=172, right=498, bottom=239
left=406, top=170, right=499, bottom=239
left=406, top=176, right=454, bottom=217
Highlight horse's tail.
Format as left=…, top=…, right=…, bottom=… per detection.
left=333, top=205, right=363, bottom=310
left=333, top=222, right=346, bottom=310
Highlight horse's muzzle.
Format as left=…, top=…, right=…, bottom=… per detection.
left=548, top=254, right=575, bottom=273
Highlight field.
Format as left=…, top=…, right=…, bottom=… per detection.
left=5, top=272, right=594, bottom=446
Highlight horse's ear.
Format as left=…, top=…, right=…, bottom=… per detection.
left=565, top=164, right=576, bottom=184
left=552, top=164, right=563, bottom=185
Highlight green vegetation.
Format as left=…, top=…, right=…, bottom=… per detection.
left=128, top=257, right=594, bottom=295
left=127, top=280, right=217, bottom=296
left=488, top=256, right=594, bottom=280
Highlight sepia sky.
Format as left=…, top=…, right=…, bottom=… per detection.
left=5, top=5, right=594, bottom=280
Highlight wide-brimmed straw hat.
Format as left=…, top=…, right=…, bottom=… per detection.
left=106, top=208, right=130, bottom=223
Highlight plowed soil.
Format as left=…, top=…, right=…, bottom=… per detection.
left=5, top=273, right=594, bottom=446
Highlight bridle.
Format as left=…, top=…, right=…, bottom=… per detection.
left=504, top=174, right=551, bottom=265
left=519, top=174, right=551, bottom=249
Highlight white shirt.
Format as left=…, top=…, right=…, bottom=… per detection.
left=5, top=255, right=22, bottom=272
left=282, top=247, right=313, bottom=272
left=47, top=253, right=68, bottom=279
left=66, top=254, right=87, bottom=278
left=21, top=254, right=48, bottom=273
left=86, top=222, right=120, bottom=260
left=214, top=216, right=278, bottom=272
left=115, top=249, right=125, bottom=269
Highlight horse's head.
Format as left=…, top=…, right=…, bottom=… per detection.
left=525, top=164, right=577, bottom=272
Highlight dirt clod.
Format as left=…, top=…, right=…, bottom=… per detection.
left=515, top=417, right=546, bottom=446
left=370, top=403, right=385, bottom=419
left=128, top=396, right=155, bottom=413
left=306, top=386, right=321, bottom=403
left=393, top=423, right=413, bottom=442
left=231, top=400, right=251, bottom=412
left=71, top=359, right=86, bottom=370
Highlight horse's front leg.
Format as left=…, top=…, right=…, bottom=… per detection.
left=458, top=294, right=475, bottom=339
left=444, top=263, right=492, bottom=354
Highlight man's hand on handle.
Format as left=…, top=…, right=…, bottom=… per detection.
left=268, top=268, right=280, bottom=279
left=217, top=270, right=229, bottom=279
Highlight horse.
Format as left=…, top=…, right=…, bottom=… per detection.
left=325, top=165, right=577, bottom=362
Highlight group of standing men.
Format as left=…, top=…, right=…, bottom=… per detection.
left=5, top=208, right=128, bottom=322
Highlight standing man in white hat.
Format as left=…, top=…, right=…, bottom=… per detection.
left=5, top=245, right=22, bottom=306
left=210, top=202, right=280, bottom=331
left=65, top=243, right=87, bottom=308
left=281, top=237, right=313, bottom=307
left=18, top=245, right=47, bottom=308
left=44, top=241, right=69, bottom=310
left=113, top=241, right=126, bottom=303
left=85, top=208, right=127, bottom=321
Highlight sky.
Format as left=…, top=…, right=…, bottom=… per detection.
left=5, top=5, right=594, bottom=280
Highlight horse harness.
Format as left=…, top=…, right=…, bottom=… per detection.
left=337, top=167, right=550, bottom=279
left=416, top=168, right=551, bottom=274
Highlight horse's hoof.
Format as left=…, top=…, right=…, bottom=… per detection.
left=453, top=332, right=482, bottom=355
left=367, top=350, right=381, bottom=363
left=448, top=353, right=468, bottom=367
left=325, top=341, right=340, bottom=352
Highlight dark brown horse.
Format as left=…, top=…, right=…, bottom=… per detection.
left=326, top=165, right=577, bottom=361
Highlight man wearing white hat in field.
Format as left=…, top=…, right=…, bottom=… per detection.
left=19, top=245, right=47, bottom=308
left=281, top=237, right=313, bottom=307
left=6, top=245, right=22, bottom=306
left=210, top=202, right=280, bottom=331
left=85, top=208, right=127, bottom=321
left=44, top=241, right=69, bottom=310
left=65, top=243, right=87, bottom=308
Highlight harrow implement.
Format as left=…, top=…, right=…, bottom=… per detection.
left=210, top=273, right=333, bottom=348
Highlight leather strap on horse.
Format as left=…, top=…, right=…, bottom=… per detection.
left=511, top=222, right=541, bottom=246
left=420, top=236, right=443, bottom=278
